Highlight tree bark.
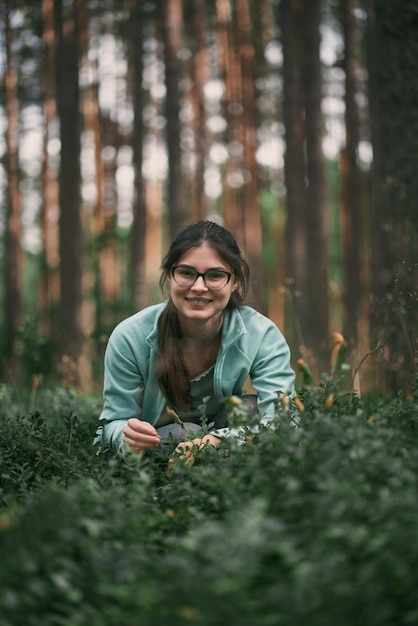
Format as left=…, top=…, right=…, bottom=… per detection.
left=162, top=0, right=187, bottom=238
left=189, top=0, right=210, bottom=221
left=340, top=0, right=364, bottom=346
left=41, top=0, right=60, bottom=338
left=281, top=0, right=308, bottom=356
left=54, top=0, right=84, bottom=363
left=216, top=0, right=244, bottom=243
left=366, top=0, right=418, bottom=393
left=131, top=0, right=147, bottom=311
left=302, top=0, right=329, bottom=368
left=4, top=0, right=23, bottom=350
left=236, top=0, right=265, bottom=312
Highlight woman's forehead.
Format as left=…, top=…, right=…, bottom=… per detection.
left=176, top=243, right=229, bottom=268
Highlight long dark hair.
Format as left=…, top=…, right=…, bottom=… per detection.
left=157, top=220, right=249, bottom=409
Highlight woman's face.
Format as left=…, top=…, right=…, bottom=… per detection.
left=168, top=243, right=238, bottom=329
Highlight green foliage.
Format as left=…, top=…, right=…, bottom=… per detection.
left=0, top=385, right=101, bottom=506
left=1, top=381, right=418, bottom=625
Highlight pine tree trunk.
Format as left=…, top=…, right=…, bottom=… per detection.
left=131, top=0, right=147, bottom=310
left=41, top=0, right=60, bottom=339
left=366, top=0, right=418, bottom=393
left=216, top=0, right=244, bottom=243
left=302, top=0, right=329, bottom=369
left=162, top=0, right=187, bottom=238
left=340, top=0, right=365, bottom=347
left=236, top=0, right=265, bottom=312
left=54, top=0, right=84, bottom=367
left=189, top=0, right=210, bottom=221
left=4, top=0, right=23, bottom=353
left=281, top=0, right=309, bottom=357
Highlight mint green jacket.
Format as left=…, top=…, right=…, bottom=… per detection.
left=98, top=302, right=295, bottom=451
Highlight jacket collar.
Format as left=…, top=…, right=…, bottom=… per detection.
left=221, top=307, right=247, bottom=349
left=145, top=302, right=166, bottom=353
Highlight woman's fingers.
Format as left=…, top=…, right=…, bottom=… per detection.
left=175, top=440, right=195, bottom=457
left=127, top=418, right=159, bottom=436
left=168, top=436, right=222, bottom=471
left=123, top=418, right=160, bottom=451
left=175, top=435, right=221, bottom=456
left=123, top=434, right=159, bottom=451
left=169, top=441, right=195, bottom=469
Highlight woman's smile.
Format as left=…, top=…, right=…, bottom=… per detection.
left=185, top=297, right=212, bottom=306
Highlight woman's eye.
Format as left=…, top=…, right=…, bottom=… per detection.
left=179, top=269, right=195, bottom=277
left=207, top=271, right=224, bottom=280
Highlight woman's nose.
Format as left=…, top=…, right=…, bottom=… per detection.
left=191, top=275, right=207, bottom=289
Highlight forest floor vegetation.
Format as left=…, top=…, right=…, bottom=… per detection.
left=0, top=366, right=418, bottom=625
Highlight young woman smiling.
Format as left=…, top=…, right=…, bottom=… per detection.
left=96, top=220, right=296, bottom=457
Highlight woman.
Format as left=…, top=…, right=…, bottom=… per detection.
left=97, top=220, right=295, bottom=455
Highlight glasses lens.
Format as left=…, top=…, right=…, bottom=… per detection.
left=204, top=270, right=229, bottom=289
left=173, top=267, right=197, bottom=286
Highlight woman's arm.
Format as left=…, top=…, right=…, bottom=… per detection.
left=98, top=328, right=147, bottom=451
left=250, top=322, right=295, bottom=418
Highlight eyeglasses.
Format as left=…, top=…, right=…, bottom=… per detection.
left=171, top=265, right=233, bottom=290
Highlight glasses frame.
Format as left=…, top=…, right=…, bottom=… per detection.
left=171, top=265, right=233, bottom=290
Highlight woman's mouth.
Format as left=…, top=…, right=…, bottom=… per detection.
left=186, top=298, right=211, bottom=305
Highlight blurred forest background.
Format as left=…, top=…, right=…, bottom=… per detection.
left=0, top=0, right=417, bottom=396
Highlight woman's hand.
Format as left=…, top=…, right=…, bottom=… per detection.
left=123, top=418, right=161, bottom=452
left=169, top=434, right=221, bottom=470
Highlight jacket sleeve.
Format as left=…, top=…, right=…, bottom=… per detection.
left=95, top=326, right=145, bottom=452
left=250, top=322, right=295, bottom=419
left=210, top=314, right=296, bottom=442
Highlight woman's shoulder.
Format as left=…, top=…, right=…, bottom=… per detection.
left=222, top=306, right=281, bottom=343
left=235, top=305, right=276, bottom=328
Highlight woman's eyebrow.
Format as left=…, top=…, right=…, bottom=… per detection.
left=177, top=264, right=228, bottom=271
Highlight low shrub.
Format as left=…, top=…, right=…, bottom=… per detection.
left=0, top=381, right=418, bottom=625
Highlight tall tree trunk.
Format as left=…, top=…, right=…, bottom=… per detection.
left=131, top=0, right=147, bottom=310
left=236, top=0, right=265, bottom=312
left=54, top=0, right=84, bottom=370
left=302, top=0, right=329, bottom=369
left=82, top=50, right=120, bottom=352
left=362, top=0, right=386, bottom=394
left=4, top=0, right=23, bottom=357
left=365, top=0, right=388, bottom=351
left=189, top=0, right=210, bottom=221
left=340, top=0, right=364, bottom=347
left=216, top=0, right=244, bottom=243
left=86, top=73, right=106, bottom=334
left=162, top=0, right=187, bottom=238
left=251, top=0, right=282, bottom=319
left=280, top=0, right=308, bottom=358
left=366, top=0, right=417, bottom=393
left=100, top=110, right=120, bottom=307
left=41, top=0, right=60, bottom=339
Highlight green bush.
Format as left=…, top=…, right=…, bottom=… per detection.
left=0, top=386, right=101, bottom=506
left=0, top=382, right=418, bottom=625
